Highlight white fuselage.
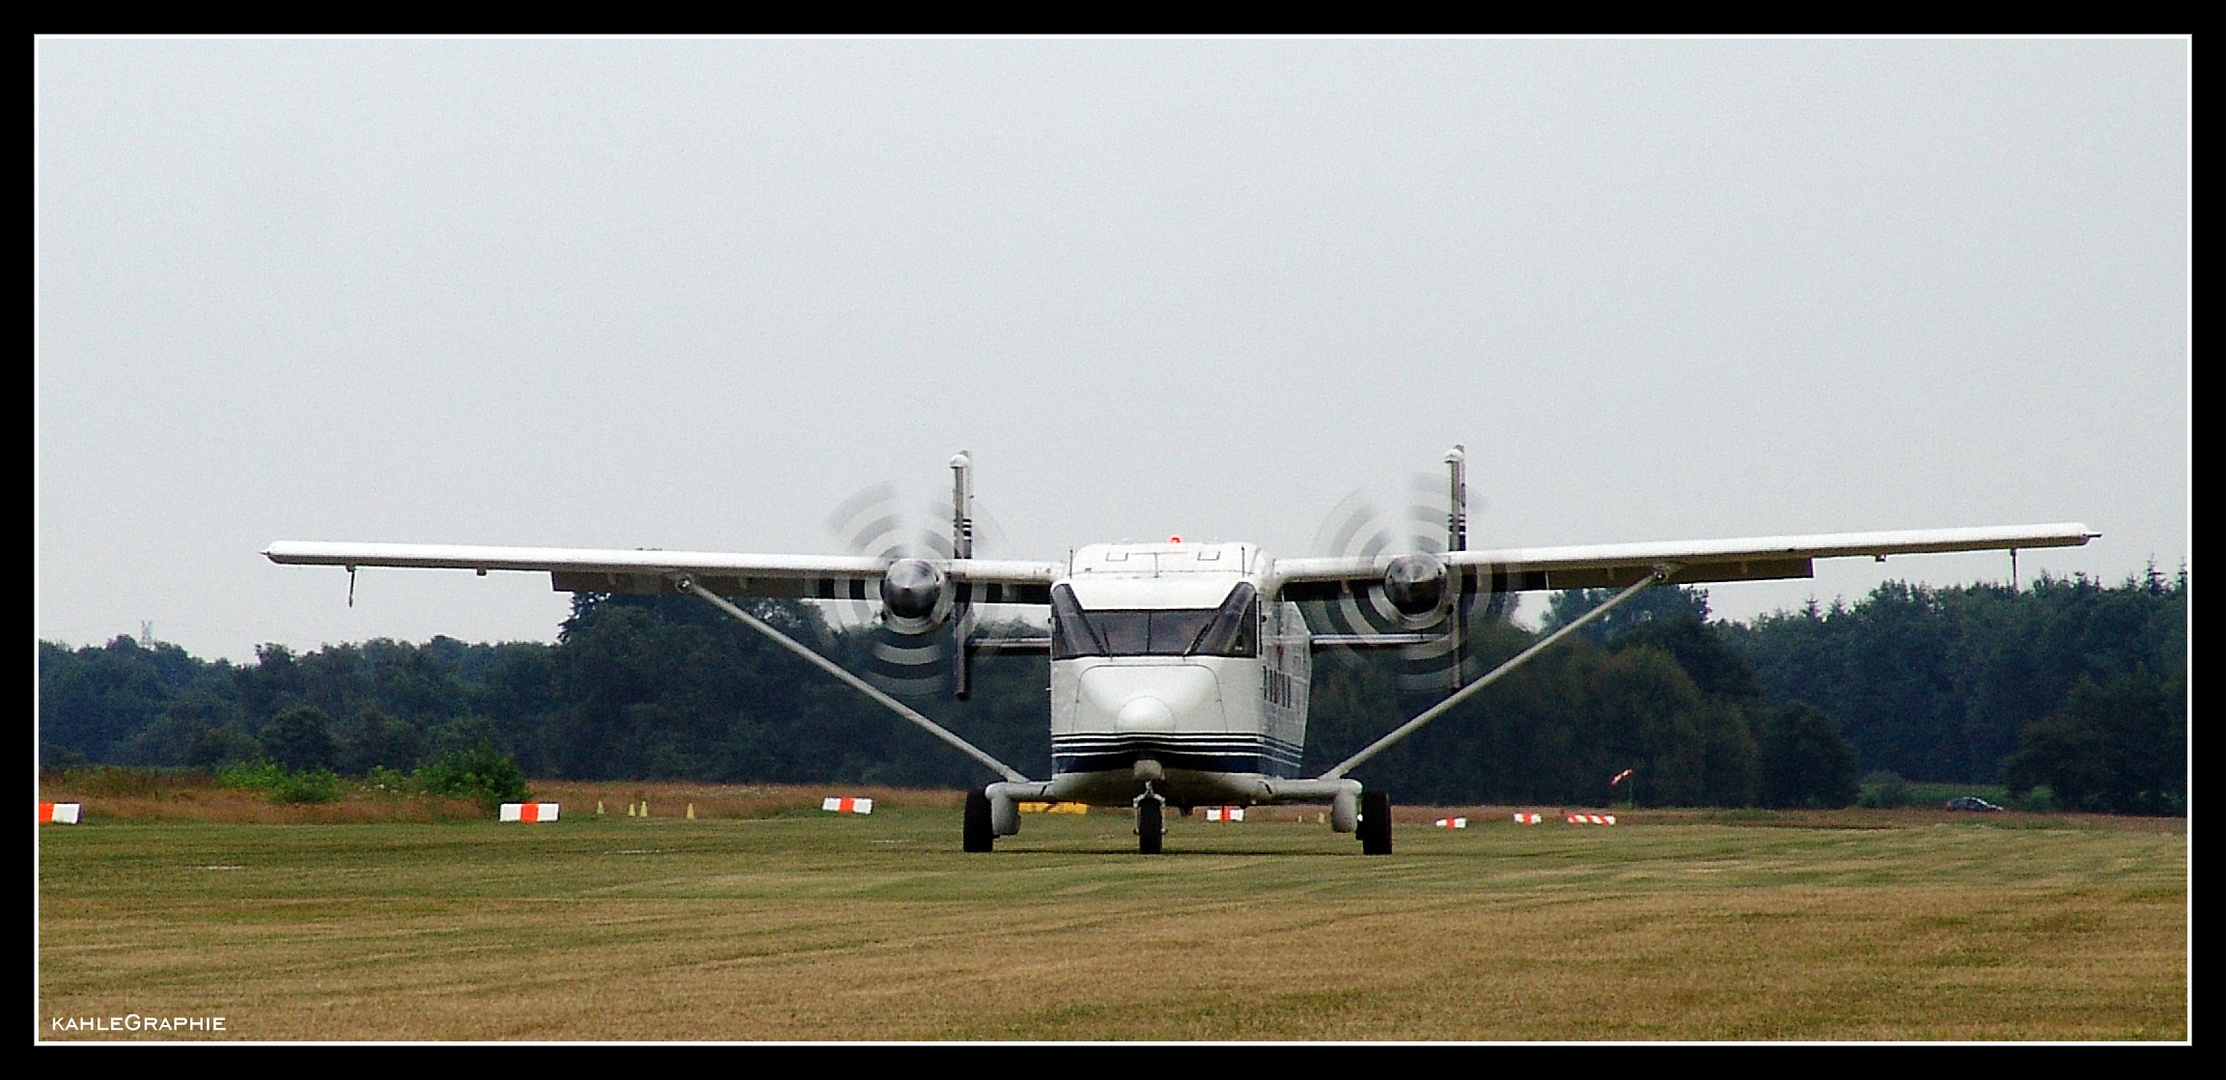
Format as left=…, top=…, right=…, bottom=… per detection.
left=1044, top=542, right=1311, bottom=808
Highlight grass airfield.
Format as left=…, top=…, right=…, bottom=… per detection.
left=38, top=792, right=2185, bottom=1042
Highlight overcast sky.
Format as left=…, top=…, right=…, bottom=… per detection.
left=37, top=37, right=2188, bottom=664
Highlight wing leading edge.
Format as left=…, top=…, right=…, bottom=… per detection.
left=269, top=521, right=2095, bottom=603
left=1271, top=522, right=2097, bottom=599
left=261, top=541, right=1060, bottom=604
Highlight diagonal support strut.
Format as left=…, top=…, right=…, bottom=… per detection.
left=1318, top=565, right=1675, bottom=781
left=680, top=579, right=1031, bottom=784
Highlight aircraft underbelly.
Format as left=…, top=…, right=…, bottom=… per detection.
left=1050, top=767, right=1267, bottom=807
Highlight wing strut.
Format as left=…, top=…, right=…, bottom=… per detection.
left=1318, top=564, right=1673, bottom=781
left=679, top=579, right=1031, bottom=784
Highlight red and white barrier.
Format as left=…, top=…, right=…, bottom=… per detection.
left=1511, top=813, right=1542, bottom=825
left=39, top=802, right=82, bottom=824
left=821, top=797, right=874, bottom=814
left=499, top=802, right=560, bottom=822
left=1204, top=806, right=1245, bottom=822
left=1565, top=813, right=1618, bottom=825
left=1433, top=817, right=1468, bottom=829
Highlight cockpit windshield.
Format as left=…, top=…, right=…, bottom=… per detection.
left=1050, top=582, right=1258, bottom=660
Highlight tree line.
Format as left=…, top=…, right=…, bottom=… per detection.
left=38, top=568, right=2185, bottom=814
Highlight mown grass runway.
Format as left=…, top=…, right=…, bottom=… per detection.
left=38, top=799, right=2185, bottom=1041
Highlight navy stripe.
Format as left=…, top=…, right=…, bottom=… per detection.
left=1051, top=734, right=1306, bottom=777
left=1055, top=750, right=1279, bottom=775
left=1053, top=734, right=1302, bottom=749
left=1052, top=731, right=1298, bottom=745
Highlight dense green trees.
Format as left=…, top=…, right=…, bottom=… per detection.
left=38, top=568, right=2184, bottom=814
left=1721, top=568, right=2186, bottom=790
left=1308, top=596, right=1793, bottom=808
left=1756, top=702, right=1862, bottom=808
left=37, top=636, right=232, bottom=767
left=259, top=704, right=337, bottom=772
left=545, top=593, right=1046, bottom=787
left=2003, top=673, right=2185, bottom=814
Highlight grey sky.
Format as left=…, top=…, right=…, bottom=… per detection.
left=37, top=38, right=2188, bottom=663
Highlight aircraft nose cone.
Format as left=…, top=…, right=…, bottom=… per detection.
left=1115, top=695, right=1176, bottom=732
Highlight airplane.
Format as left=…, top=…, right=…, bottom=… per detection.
left=265, top=449, right=2095, bottom=855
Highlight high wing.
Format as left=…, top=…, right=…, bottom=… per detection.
left=261, top=541, right=1061, bottom=605
left=1270, top=522, right=2098, bottom=599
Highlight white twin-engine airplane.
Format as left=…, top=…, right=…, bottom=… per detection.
left=266, top=450, right=2094, bottom=855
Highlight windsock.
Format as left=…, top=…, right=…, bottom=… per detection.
left=1610, top=768, right=1634, bottom=787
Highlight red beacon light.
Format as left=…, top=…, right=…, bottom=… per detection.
left=1168, top=535, right=1182, bottom=543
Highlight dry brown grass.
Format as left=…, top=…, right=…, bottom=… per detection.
left=38, top=779, right=483, bottom=825
left=1255, top=801, right=2181, bottom=834
left=43, top=771, right=2180, bottom=834
left=39, top=882, right=2184, bottom=1041
left=525, top=780, right=964, bottom=820
left=52, top=789, right=489, bottom=825
left=36, top=776, right=960, bottom=825
left=38, top=808, right=2186, bottom=1042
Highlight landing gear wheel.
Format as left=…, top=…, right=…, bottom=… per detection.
left=1136, top=798, right=1164, bottom=855
left=1359, top=790, right=1393, bottom=855
left=963, top=791, right=994, bottom=852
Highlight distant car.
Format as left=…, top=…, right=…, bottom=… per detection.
left=1944, top=796, right=2004, bottom=812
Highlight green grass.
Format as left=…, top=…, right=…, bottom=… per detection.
left=38, top=807, right=2186, bottom=1041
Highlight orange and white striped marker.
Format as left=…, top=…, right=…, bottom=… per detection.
left=1433, top=817, right=1468, bottom=828
left=1565, top=813, right=1617, bottom=825
left=39, top=802, right=82, bottom=824
left=821, top=797, right=874, bottom=814
left=499, top=802, right=560, bottom=822
left=1511, top=813, right=1542, bottom=824
left=1204, top=806, right=1245, bottom=822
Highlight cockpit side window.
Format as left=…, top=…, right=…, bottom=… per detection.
left=1050, top=584, right=1106, bottom=659
left=1182, top=582, right=1258, bottom=658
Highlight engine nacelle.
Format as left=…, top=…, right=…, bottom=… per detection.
left=879, top=558, right=953, bottom=634
left=1383, top=553, right=1449, bottom=624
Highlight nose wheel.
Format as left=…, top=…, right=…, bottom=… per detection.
left=1134, top=791, right=1165, bottom=855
